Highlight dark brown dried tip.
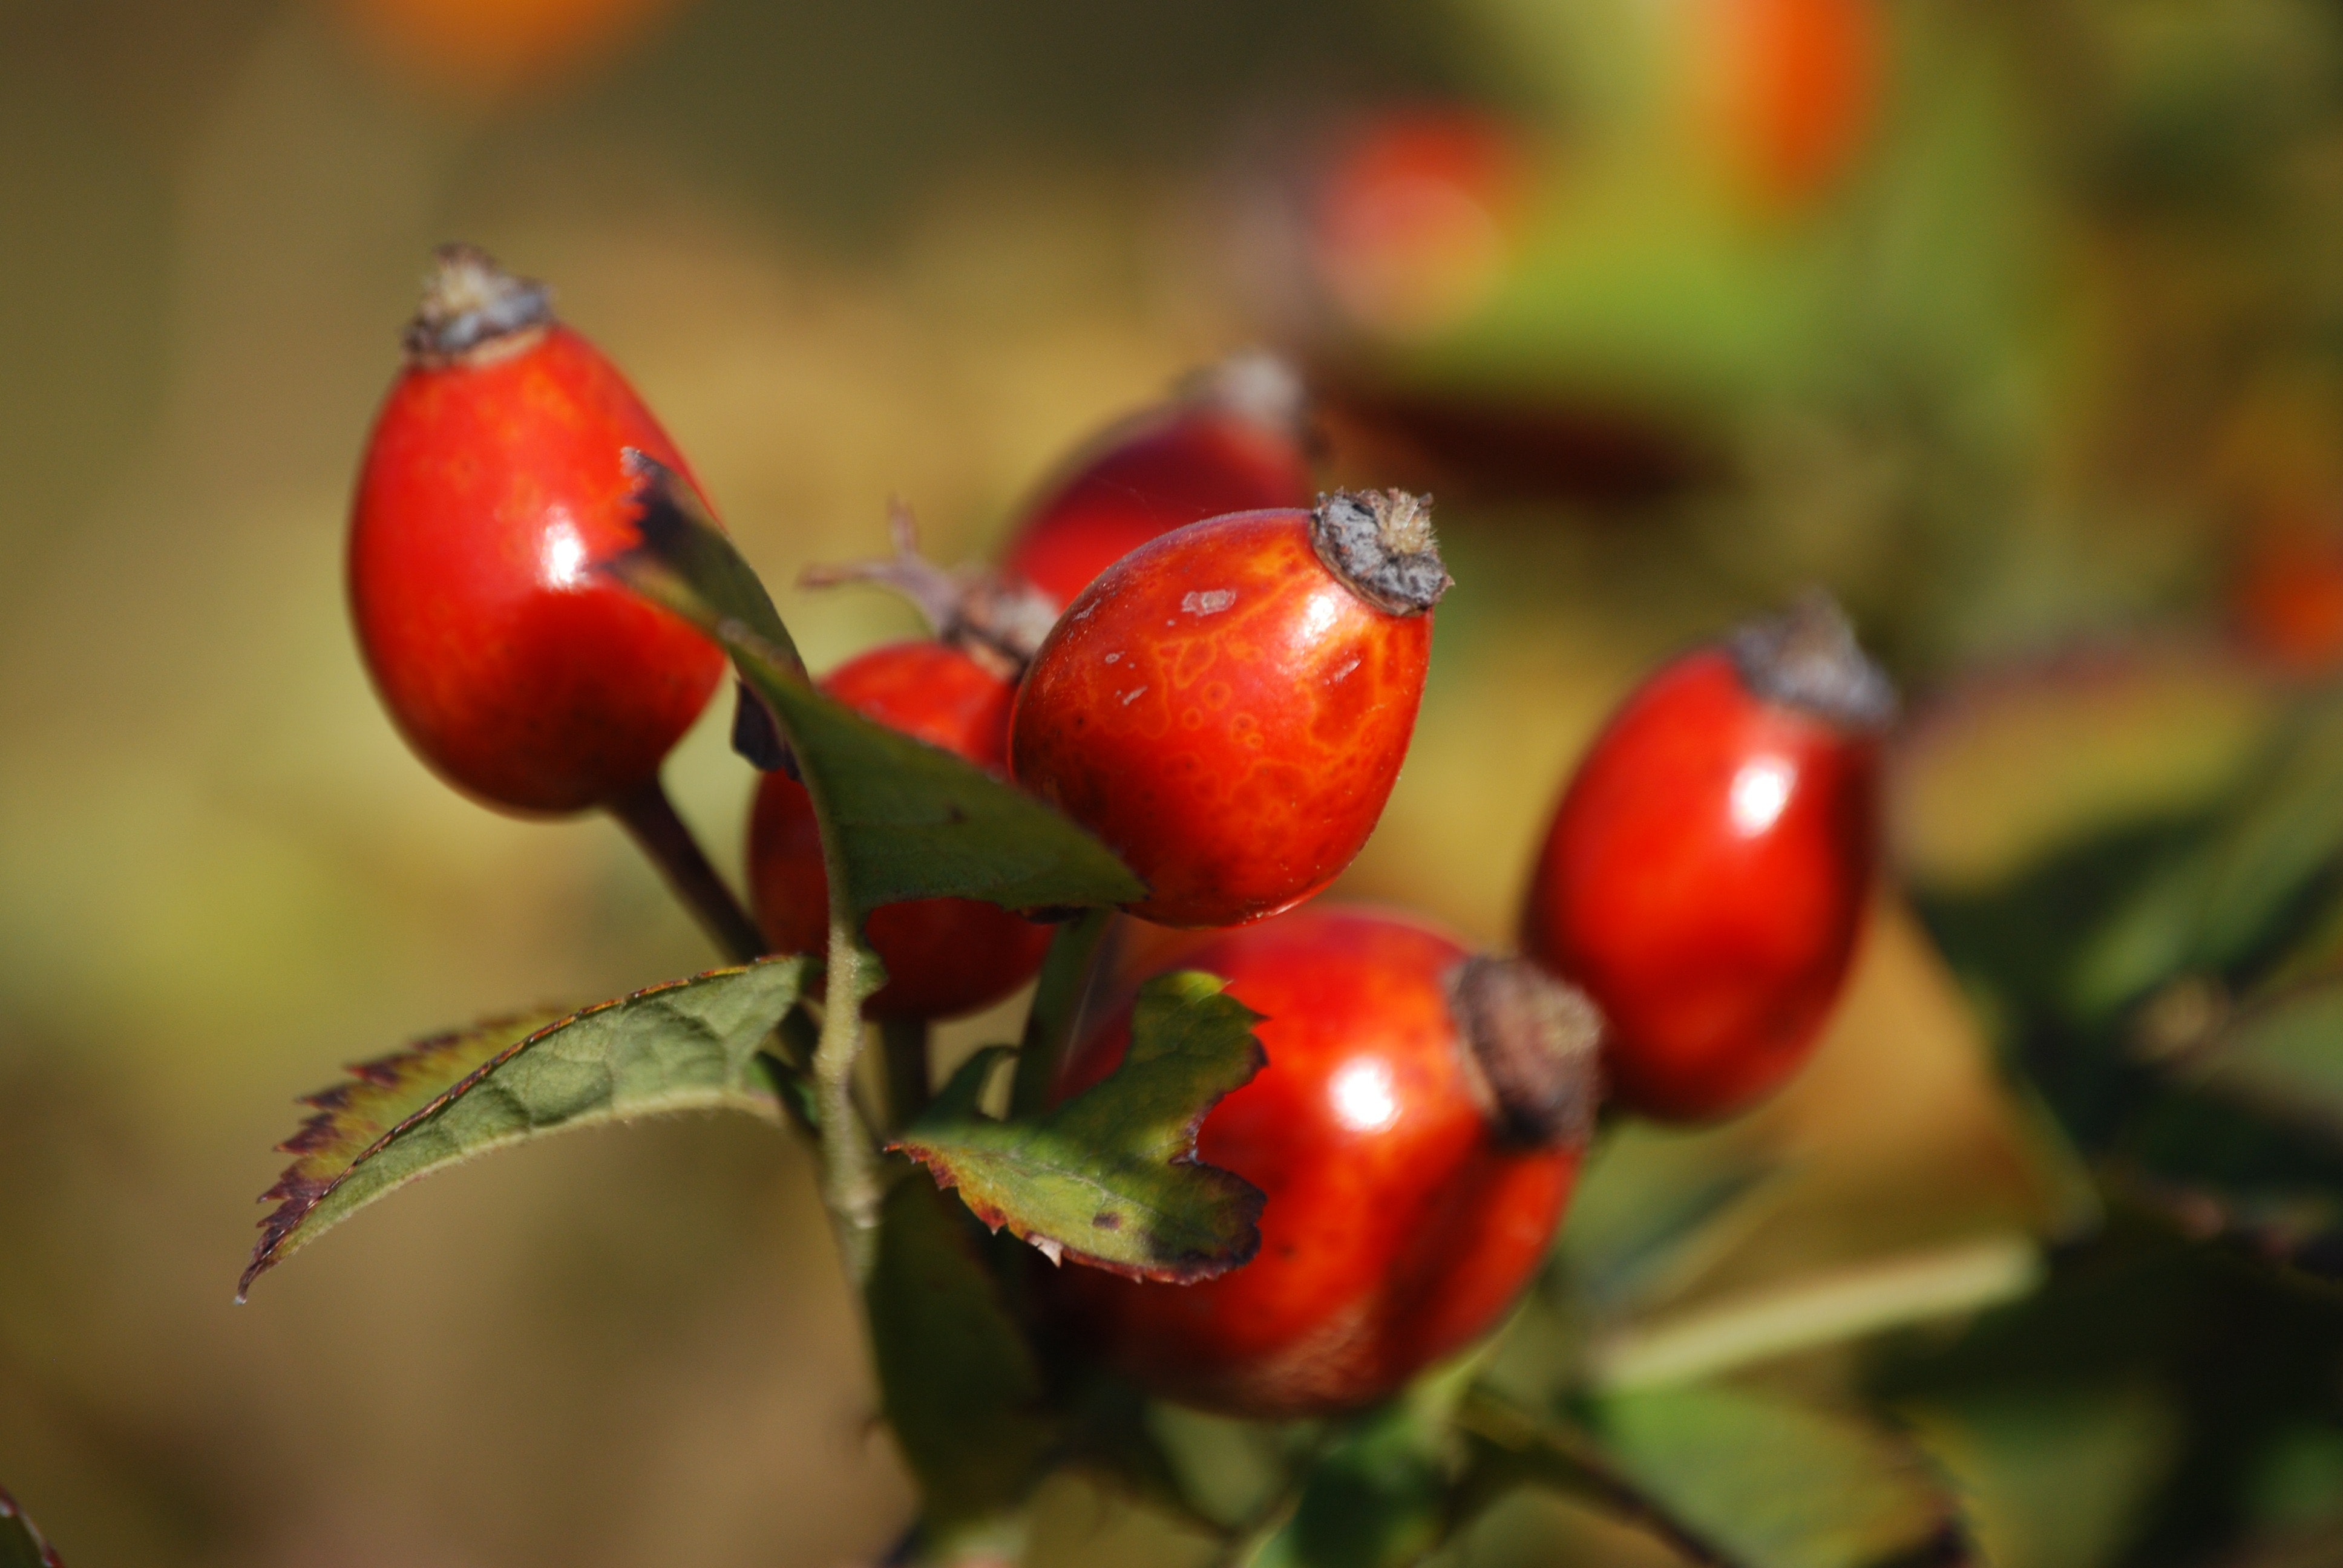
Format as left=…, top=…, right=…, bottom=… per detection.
left=401, top=243, right=554, bottom=365
left=1448, top=955, right=1604, bottom=1149
left=799, top=500, right=1059, bottom=679
left=1729, top=589, right=1898, bottom=731
left=1310, top=488, right=1451, bottom=616
left=1177, top=348, right=1308, bottom=433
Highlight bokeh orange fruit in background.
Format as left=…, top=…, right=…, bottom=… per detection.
left=330, top=0, right=692, bottom=99
left=1309, top=108, right=1537, bottom=340
left=1699, top=0, right=1884, bottom=207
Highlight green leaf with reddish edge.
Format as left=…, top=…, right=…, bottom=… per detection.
left=0, top=1483, right=63, bottom=1568
left=1589, top=1383, right=1965, bottom=1568
left=241, top=957, right=809, bottom=1300
left=867, top=1171, right=1061, bottom=1529
left=603, top=470, right=1147, bottom=921
left=893, top=971, right=1267, bottom=1282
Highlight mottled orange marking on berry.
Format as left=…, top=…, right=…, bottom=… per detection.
left=1011, top=509, right=1434, bottom=928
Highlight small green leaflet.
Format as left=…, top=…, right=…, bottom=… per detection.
left=604, top=466, right=1147, bottom=920
left=1590, top=1383, right=1964, bottom=1568
left=866, top=1173, right=1061, bottom=1527
left=0, top=1483, right=62, bottom=1568
left=240, top=957, right=808, bottom=1299
left=894, top=972, right=1268, bottom=1282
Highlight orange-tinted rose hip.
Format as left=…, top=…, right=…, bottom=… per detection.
left=1049, top=905, right=1601, bottom=1419
left=1521, top=594, right=1893, bottom=1122
left=749, top=640, right=1054, bottom=1020
left=1010, top=490, right=1448, bottom=930
left=349, top=245, right=726, bottom=815
left=1001, top=353, right=1317, bottom=610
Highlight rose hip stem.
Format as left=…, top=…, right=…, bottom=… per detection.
left=606, top=776, right=767, bottom=965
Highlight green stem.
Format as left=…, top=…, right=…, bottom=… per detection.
left=1010, top=908, right=1113, bottom=1117
left=818, top=921, right=882, bottom=1280
left=882, top=1015, right=932, bottom=1128
left=606, top=774, right=766, bottom=965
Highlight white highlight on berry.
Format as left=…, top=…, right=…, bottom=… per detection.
left=1329, top=1057, right=1400, bottom=1133
left=1728, top=756, right=1795, bottom=838
left=541, top=518, right=588, bottom=587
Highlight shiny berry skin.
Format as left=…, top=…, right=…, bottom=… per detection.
left=1010, top=491, right=1449, bottom=929
left=749, top=640, right=1054, bottom=1020
left=1002, top=353, right=1316, bottom=610
left=1520, top=596, right=1894, bottom=1122
left=1049, top=905, right=1599, bottom=1420
left=350, top=246, right=727, bottom=815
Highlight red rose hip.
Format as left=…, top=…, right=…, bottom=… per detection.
left=749, top=640, right=1054, bottom=1020
left=1010, top=489, right=1448, bottom=929
left=349, top=244, right=727, bottom=815
left=1520, top=593, right=1893, bottom=1122
left=1049, top=905, right=1600, bottom=1419
left=1002, top=353, right=1317, bottom=610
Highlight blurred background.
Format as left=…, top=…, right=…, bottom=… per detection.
left=5, top=0, right=2343, bottom=1563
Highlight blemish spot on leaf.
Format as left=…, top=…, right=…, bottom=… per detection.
left=1092, top=1210, right=1122, bottom=1229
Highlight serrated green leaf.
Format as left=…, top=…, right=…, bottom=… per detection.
left=605, top=472, right=1146, bottom=920
left=0, top=1484, right=61, bottom=1568
left=241, top=958, right=808, bottom=1299
left=866, top=1171, right=1059, bottom=1528
left=894, top=972, right=1267, bottom=1282
left=1590, top=1385, right=1962, bottom=1568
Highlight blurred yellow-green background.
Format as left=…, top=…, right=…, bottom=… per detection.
left=6, top=0, right=2341, bottom=1562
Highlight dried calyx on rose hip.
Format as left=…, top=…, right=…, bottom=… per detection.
left=1521, top=589, right=1893, bottom=1122
left=1002, top=350, right=1319, bottom=610
left=1011, top=488, right=1448, bottom=929
left=1046, top=904, right=1602, bottom=1420
left=349, top=244, right=726, bottom=815
left=744, top=636, right=1054, bottom=1021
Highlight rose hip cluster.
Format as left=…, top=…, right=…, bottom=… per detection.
left=349, top=247, right=1893, bottom=1421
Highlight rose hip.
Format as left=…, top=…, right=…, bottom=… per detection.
left=349, top=244, right=726, bottom=815
left=1010, top=489, right=1448, bottom=929
left=1049, top=904, right=1599, bottom=1419
left=1521, top=593, right=1893, bottom=1121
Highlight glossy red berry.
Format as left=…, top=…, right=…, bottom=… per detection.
left=749, top=639, right=1054, bottom=1020
left=1520, top=595, right=1893, bottom=1122
left=1050, top=905, right=1599, bottom=1419
left=1010, top=491, right=1449, bottom=929
left=1001, top=353, right=1317, bottom=610
left=349, top=245, right=727, bottom=815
